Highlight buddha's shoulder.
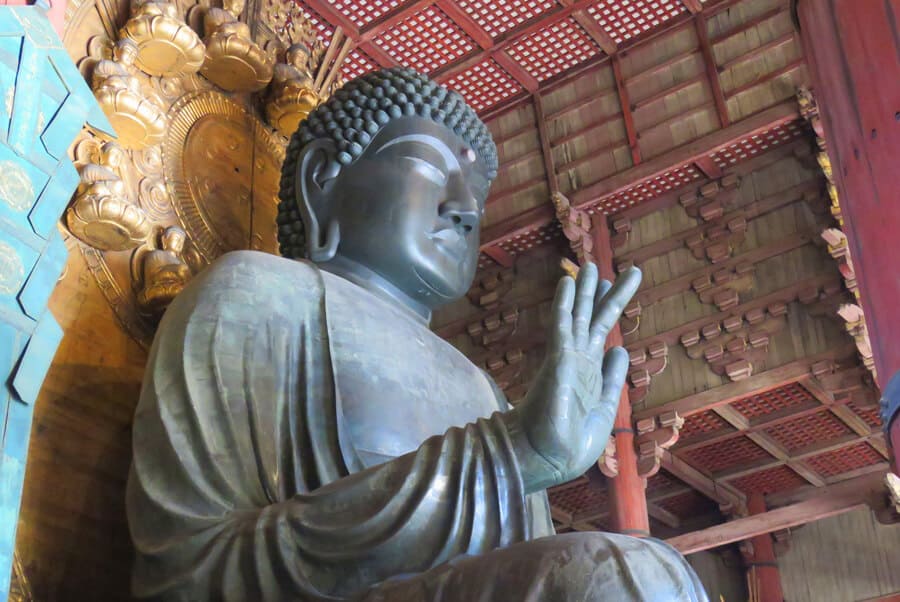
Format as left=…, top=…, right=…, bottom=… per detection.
left=175, top=251, right=323, bottom=314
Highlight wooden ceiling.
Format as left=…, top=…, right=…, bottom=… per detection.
left=283, top=0, right=888, bottom=538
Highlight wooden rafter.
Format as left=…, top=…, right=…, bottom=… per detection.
left=666, top=472, right=883, bottom=554
left=660, top=450, right=747, bottom=513
left=533, top=93, right=558, bottom=197
left=694, top=14, right=730, bottom=127
left=612, top=56, right=641, bottom=165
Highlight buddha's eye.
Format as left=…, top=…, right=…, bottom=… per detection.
left=401, top=156, right=447, bottom=186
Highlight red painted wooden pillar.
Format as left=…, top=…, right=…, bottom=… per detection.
left=796, top=0, right=900, bottom=473
left=743, top=493, right=784, bottom=602
left=592, top=214, right=650, bottom=536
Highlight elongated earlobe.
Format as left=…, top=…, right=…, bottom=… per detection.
left=295, top=138, right=342, bottom=262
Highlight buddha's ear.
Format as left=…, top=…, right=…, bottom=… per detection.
left=295, top=137, right=342, bottom=262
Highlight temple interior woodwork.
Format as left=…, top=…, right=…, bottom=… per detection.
left=1, top=0, right=898, bottom=599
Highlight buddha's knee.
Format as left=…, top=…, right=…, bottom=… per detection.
left=525, top=532, right=708, bottom=601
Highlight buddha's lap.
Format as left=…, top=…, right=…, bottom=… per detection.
left=354, top=532, right=707, bottom=602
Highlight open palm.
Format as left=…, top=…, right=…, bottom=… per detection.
left=509, top=262, right=641, bottom=493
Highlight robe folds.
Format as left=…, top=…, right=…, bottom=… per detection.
left=127, top=251, right=708, bottom=602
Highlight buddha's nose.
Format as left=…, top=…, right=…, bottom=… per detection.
left=439, top=199, right=479, bottom=234
left=440, top=175, right=480, bottom=234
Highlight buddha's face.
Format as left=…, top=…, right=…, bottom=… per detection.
left=116, top=41, right=137, bottom=65
left=322, top=117, right=491, bottom=308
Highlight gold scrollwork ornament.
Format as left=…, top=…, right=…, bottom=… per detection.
left=120, top=0, right=206, bottom=78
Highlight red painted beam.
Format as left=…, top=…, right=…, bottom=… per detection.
left=797, top=0, right=900, bottom=387
left=744, top=493, right=785, bottom=602
left=666, top=478, right=872, bottom=554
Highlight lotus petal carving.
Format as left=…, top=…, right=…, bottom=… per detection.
left=66, top=194, right=153, bottom=251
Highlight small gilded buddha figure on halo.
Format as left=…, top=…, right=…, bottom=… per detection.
left=266, top=41, right=321, bottom=137
left=200, top=0, right=274, bottom=92
left=127, top=67, right=708, bottom=601
left=136, top=226, right=192, bottom=315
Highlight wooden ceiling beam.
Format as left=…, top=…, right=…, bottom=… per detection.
left=633, top=344, right=858, bottom=420
left=569, top=101, right=799, bottom=210
left=765, top=469, right=887, bottom=508
left=648, top=502, right=682, bottom=528
left=666, top=476, right=874, bottom=554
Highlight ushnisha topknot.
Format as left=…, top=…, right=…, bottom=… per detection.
left=277, top=66, right=498, bottom=260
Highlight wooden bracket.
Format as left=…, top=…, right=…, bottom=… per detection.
left=597, top=435, right=618, bottom=478
left=681, top=302, right=788, bottom=381
left=553, top=191, right=596, bottom=265
left=466, top=268, right=514, bottom=310
left=466, top=306, right=519, bottom=347
left=628, top=340, right=668, bottom=404
left=635, top=411, right=684, bottom=478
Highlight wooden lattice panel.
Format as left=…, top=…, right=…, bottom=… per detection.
left=848, top=400, right=882, bottom=429
left=763, top=410, right=854, bottom=452
left=373, top=5, right=476, bottom=73
left=330, top=0, right=409, bottom=28
left=804, top=442, right=884, bottom=478
left=586, top=0, right=687, bottom=45
left=547, top=480, right=608, bottom=515
left=729, top=465, right=809, bottom=495
left=494, top=221, right=563, bottom=256
left=679, top=410, right=734, bottom=444
left=646, top=470, right=686, bottom=497
left=445, top=59, right=524, bottom=113
left=711, top=120, right=806, bottom=168
left=730, top=382, right=815, bottom=420
left=456, top=0, right=559, bottom=39
left=681, top=435, right=771, bottom=474
left=341, top=48, right=378, bottom=81
left=591, top=164, right=702, bottom=215
left=506, top=18, right=603, bottom=82
left=656, top=489, right=718, bottom=518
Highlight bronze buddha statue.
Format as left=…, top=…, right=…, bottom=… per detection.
left=127, top=67, right=707, bottom=601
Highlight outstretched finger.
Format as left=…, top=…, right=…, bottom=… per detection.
left=597, top=346, right=630, bottom=417
left=572, top=262, right=598, bottom=348
left=550, top=275, right=576, bottom=351
left=588, top=266, right=642, bottom=353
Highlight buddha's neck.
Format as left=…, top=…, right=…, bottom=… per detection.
left=318, top=255, right=432, bottom=325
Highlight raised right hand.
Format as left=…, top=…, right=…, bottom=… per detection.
left=504, top=262, right=641, bottom=493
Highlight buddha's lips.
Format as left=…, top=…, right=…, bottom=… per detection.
left=429, top=228, right=466, bottom=259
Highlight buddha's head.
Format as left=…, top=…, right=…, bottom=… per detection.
left=222, top=0, right=244, bottom=17
left=285, top=43, right=311, bottom=70
left=100, top=141, right=126, bottom=169
left=278, top=67, right=497, bottom=310
left=114, top=38, right=138, bottom=66
left=161, top=226, right=186, bottom=254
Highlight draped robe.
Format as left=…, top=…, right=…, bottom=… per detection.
left=127, top=251, right=708, bottom=601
